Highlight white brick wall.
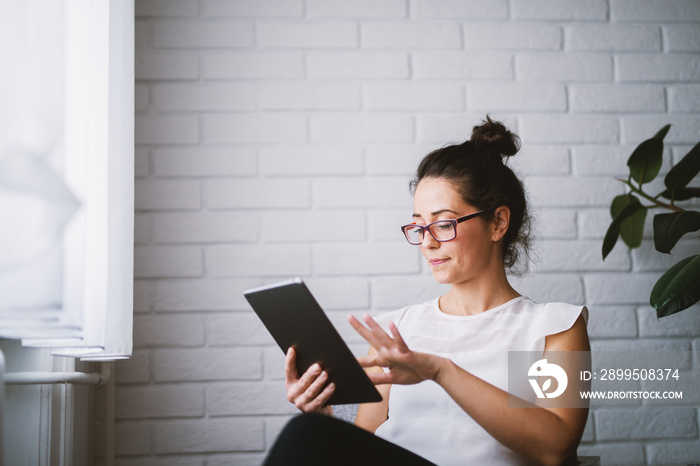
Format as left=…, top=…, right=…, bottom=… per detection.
left=121, top=0, right=700, bottom=464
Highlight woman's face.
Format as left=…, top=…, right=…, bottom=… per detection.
left=412, top=177, right=500, bottom=285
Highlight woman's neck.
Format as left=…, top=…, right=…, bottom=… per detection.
left=440, top=268, right=520, bottom=317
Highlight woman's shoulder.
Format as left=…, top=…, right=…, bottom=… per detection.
left=373, top=297, right=438, bottom=328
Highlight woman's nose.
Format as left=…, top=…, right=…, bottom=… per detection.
left=420, top=230, right=439, bottom=248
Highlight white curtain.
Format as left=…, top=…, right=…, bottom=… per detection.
left=0, top=0, right=134, bottom=360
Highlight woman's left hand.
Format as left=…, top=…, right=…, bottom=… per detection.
left=348, top=314, right=442, bottom=386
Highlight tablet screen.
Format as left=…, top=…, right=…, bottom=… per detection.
left=244, top=278, right=382, bottom=405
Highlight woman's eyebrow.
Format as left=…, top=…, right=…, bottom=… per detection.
left=412, top=209, right=459, bottom=218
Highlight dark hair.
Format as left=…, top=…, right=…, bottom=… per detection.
left=409, top=116, right=531, bottom=271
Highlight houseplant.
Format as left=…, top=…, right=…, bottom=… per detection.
left=602, top=125, right=700, bottom=318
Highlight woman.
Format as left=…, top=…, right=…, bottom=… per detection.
left=268, top=117, right=590, bottom=466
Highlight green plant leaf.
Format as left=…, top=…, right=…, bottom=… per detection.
left=650, top=254, right=700, bottom=318
left=612, top=194, right=647, bottom=249
left=653, top=211, right=700, bottom=254
left=627, top=137, right=664, bottom=185
left=603, top=195, right=643, bottom=260
left=664, top=141, right=700, bottom=196
left=659, top=187, right=700, bottom=201
left=653, top=124, right=671, bottom=140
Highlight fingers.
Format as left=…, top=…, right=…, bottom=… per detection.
left=284, top=347, right=299, bottom=385
left=348, top=314, right=380, bottom=348
left=388, top=322, right=410, bottom=352
left=286, top=364, right=336, bottom=412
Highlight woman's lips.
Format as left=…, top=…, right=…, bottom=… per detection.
left=429, top=258, right=449, bottom=267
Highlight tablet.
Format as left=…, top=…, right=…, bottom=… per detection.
left=244, top=278, right=382, bottom=405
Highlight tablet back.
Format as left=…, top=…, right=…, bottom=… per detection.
left=244, top=278, right=382, bottom=405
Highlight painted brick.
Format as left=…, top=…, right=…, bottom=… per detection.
left=516, top=53, right=613, bottom=81
left=207, top=382, right=296, bottom=415
left=116, top=385, right=204, bottom=419
left=632, top=240, right=700, bottom=272
left=534, top=240, right=630, bottom=272
left=307, top=51, right=409, bottom=79
left=206, top=178, right=310, bottom=209
left=369, top=208, right=415, bottom=242
left=508, top=273, right=585, bottom=304
left=307, top=0, right=406, bottom=18
left=153, top=83, right=256, bottom=112
left=585, top=306, right=638, bottom=338
left=151, top=211, right=259, bottom=244
left=584, top=273, right=661, bottom=305
left=578, top=208, right=614, bottom=239
left=417, top=114, right=507, bottom=144
left=135, top=0, right=197, bottom=17
left=114, top=458, right=203, bottom=466
left=362, top=22, right=462, bottom=48
left=201, top=51, right=304, bottom=79
left=570, top=84, right=666, bottom=113
left=412, top=51, right=514, bottom=80
left=134, top=213, right=150, bottom=245
left=304, top=277, right=371, bottom=310
left=260, top=210, right=365, bottom=242
left=518, top=115, right=619, bottom=143
left=257, top=21, right=358, bottom=48
left=259, top=145, right=363, bottom=176
left=133, top=280, right=151, bottom=313
left=115, top=422, right=151, bottom=456
left=135, top=50, right=198, bottom=80
left=669, top=85, right=700, bottom=112
left=133, top=246, right=203, bottom=278
left=135, top=147, right=150, bottom=178
left=153, top=20, right=253, bottom=48
left=207, top=312, right=275, bottom=346
left=152, top=147, right=257, bottom=178
left=204, top=244, right=312, bottom=277
left=611, top=0, right=700, bottom=22
left=115, top=350, right=151, bottom=384
left=638, top=303, right=700, bottom=337
left=264, top=347, right=286, bottom=381
left=366, top=144, right=437, bottom=176
left=468, top=83, right=566, bottom=112
left=617, top=55, right=700, bottom=83
left=412, top=0, right=507, bottom=18
left=135, top=84, right=149, bottom=113
left=511, top=145, right=570, bottom=176
left=154, top=348, right=262, bottom=382
left=536, top=209, right=577, bottom=239
left=576, top=444, right=644, bottom=466
left=310, top=114, right=413, bottom=143
left=566, top=25, right=661, bottom=51
left=364, top=82, right=464, bottom=111
left=372, top=275, right=450, bottom=310
left=134, top=315, right=205, bottom=347
left=314, top=243, right=420, bottom=275
left=512, top=0, right=607, bottom=20
left=527, top=176, right=622, bottom=208
left=571, top=145, right=656, bottom=177
left=153, top=278, right=262, bottom=311
left=463, top=23, right=561, bottom=50
left=258, top=83, right=360, bottom=110
left=664, top=25, right=700, bottom=52
left=622, top=115, right=700, bottom=144
left=647, top=442, right=700, bottom=465
left=596, top=408, right=697, bottom=440
left=135, top=115, right=199, bottom=144
left=202, top=0, right=303, bottom=17
left=313, top=177, right=413, bottom=208
left=135, top=179, right=201, bottom=211
left=152, top=418, right=264, bottom=453
left=206, top=455, right=265, bottom=466
left=202, top=114, right=306, bottom=144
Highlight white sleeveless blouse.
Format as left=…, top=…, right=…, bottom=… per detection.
left=373, top=296, right=587, bottom=466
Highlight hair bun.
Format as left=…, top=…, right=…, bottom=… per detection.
left=470, top=116, right=520, bottom=158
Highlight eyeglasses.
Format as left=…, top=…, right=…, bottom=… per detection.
left=400, top=210, right=488, bottom=245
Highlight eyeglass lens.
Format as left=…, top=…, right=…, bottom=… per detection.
left=404, top=221, right=456, bottom=244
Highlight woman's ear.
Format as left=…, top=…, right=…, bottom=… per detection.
left=492, top=206, right=510, bottom=242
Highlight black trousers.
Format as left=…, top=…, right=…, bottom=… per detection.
left=262, top=413, right=437, bottom=466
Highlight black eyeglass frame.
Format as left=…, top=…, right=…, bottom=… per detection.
left=400, top=210, right=489, bottom=245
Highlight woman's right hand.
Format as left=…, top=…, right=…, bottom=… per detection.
left=284, top=347, right=335, bottom=415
